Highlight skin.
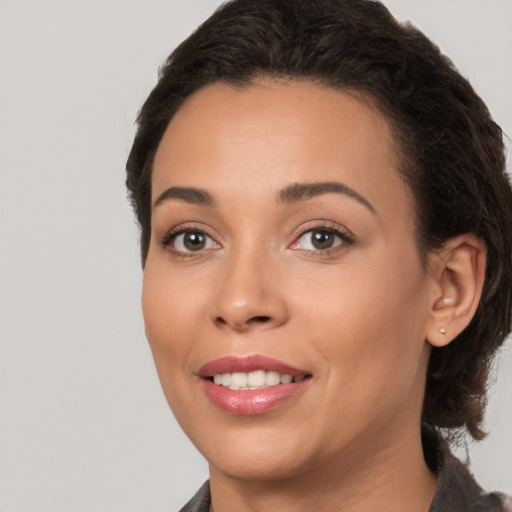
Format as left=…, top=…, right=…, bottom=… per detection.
left=142, top=81, right=485, bottom=512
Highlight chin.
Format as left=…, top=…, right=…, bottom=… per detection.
left=192, top=421, right=317, bottom=482
left=209, top=448, right=310, bottom=482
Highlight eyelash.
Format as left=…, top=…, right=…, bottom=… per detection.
left=291, top=222, right=354, bottom=256
left=158, top=221, right=354, bottom=258
left=158, top=223, right=219, bottom=258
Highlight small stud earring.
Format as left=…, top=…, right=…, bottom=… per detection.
left=439, top=327, right=447, bottom=335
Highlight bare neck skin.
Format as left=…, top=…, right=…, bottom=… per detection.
left=209, top=422, right=437, bottom=512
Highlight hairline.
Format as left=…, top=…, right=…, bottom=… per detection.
left=142, top=75, right=428, bottom=267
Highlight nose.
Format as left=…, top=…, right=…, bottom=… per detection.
left=211, top=250, right=289, bottom=332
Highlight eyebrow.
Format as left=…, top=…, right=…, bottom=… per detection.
left=152, top=181, right=375, bottom=214
left=279, top=182, right=376, bottom=214
left=153, top=186, right=215, bottom=209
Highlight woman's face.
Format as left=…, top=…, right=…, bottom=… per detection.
left=143, top=81, right=436, bottom=481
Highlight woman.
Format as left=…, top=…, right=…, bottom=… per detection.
left=126, top=0, right=512, bottom=510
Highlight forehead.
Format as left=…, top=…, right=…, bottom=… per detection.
left=152, top=80, right=412, bottom=222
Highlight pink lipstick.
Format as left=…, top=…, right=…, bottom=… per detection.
left=198, top=355, right=312, bottom=415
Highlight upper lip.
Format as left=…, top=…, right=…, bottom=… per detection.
left=198, top=355, right=310, bottom=378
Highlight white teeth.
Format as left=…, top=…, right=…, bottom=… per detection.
left=231, top=372, right=247, bottom=388
left=280, top=374, right=293, bottom=384
left=266, top=371, right=280, bottom=386
left=211, top=370, right=307, bottom=389
left=247, top=370, right=266, bottom=387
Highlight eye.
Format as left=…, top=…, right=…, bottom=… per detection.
left=291, top=226, right=352, bottom=252
left=163, top=229, right=220, bottom=253
left=296, top=229, right=341, bottom=250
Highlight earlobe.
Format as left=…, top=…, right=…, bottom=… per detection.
left=425, top=234, right=487, bottom=348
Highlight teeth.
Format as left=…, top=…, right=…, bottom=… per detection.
left=231, top=372, right=247, bottom=388
left=247, top=370, right=266, bottom=387
left=211, top=371, right=305, bottom=389
left=266, top=371, right=280, bottom=386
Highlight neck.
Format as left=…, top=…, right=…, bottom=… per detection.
left=208, top=427, right=437, bottom=512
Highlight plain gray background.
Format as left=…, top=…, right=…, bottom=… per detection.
left=0, top=1, right=511, bottom=511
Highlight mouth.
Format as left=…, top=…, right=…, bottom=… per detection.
left=198, top=355, right=312, bottom=415
left=207, top=370, right=310, bottom=390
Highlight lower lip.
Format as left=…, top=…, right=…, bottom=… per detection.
left=201, top=378, right=311, bottom=415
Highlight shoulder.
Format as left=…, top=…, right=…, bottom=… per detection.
left=429, top=443, right=511, bottom=512
left=179, top=481, right=211, bottom=512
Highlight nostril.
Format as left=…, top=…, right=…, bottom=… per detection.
left=250, top=315, right=272, bottom=323
left=214, top=314, right=275, bottom=330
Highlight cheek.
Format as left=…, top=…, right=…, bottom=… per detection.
left=141, top=258, right=215, bottom=431
left=292, top=247, right=429, bottom=403
left=141, top=256, right=208, bottom=377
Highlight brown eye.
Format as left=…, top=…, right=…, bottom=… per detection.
left=183, top=231, right=206, bottom=251
left=291, top=226, right=352, bottom=253
left=310, top=230, right=335, bottom=249
left=171, top=230, right=218, bottom=253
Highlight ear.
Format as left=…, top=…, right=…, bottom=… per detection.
left=425, top=234, right=487, bottom=348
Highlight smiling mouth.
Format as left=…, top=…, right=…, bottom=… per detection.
left=199, top=356, right=312, bottom=414
left=207, top=370, right=312, bottom=390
